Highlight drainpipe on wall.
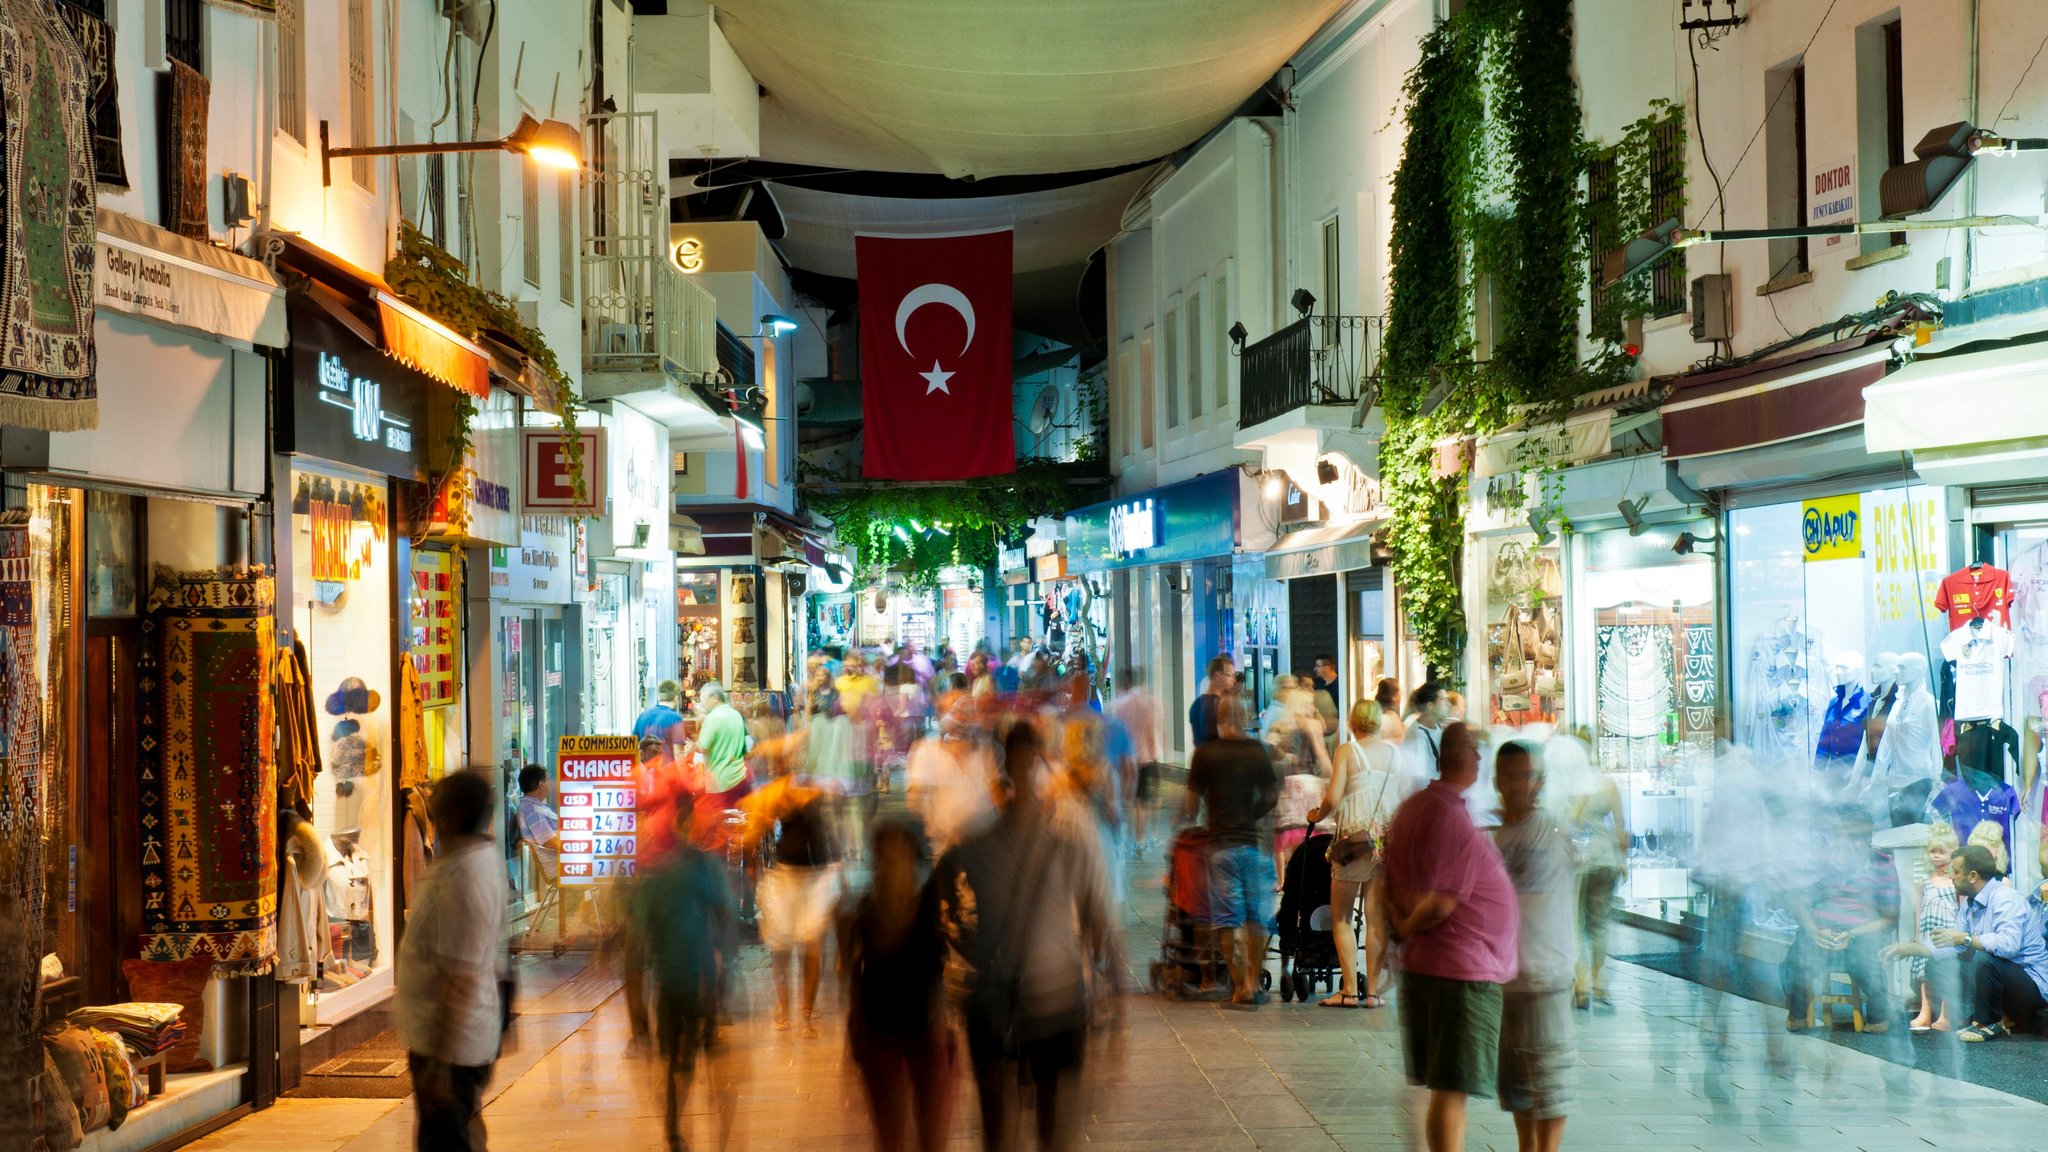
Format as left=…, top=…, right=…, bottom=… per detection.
left=1962, top=0, right=1980, bottom=296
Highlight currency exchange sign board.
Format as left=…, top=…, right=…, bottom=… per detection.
left=555, top=735, right=639, bottom=885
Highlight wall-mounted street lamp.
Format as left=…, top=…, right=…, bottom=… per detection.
left=1880, top=121, right=2048, bottom=219
left=1605, top=120, right=2047, bottom=285
left=318, top=113, right=582, bottom=188
left=1603, top=209, right=2046, bottom=285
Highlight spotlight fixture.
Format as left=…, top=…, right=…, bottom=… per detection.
left=1290, top=289, right=1317, bottom=319
left=1263, top=473, right=1286, bottom=500
left=1316, top=459, right=1340, bottom=485
left=1229, top=321, right=1249, bottom=355
left=1617, top=494, right=1650, bottom=537
left=1673, top=529, right=1718, bottom=556
left=745, top=313, right=799, bottom=338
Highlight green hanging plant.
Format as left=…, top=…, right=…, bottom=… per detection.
left=383, top=223, right=589, bottom=506
left=804, top=460, right=1101, bottom=590
left=1377, top=0, right=1637, bottom=679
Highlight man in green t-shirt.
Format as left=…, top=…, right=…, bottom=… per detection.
left=696, top=681, right=751, bottom=798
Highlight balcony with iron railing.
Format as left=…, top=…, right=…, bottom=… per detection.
left=580, top=108, right=719, bottom=388
left=583, top=241, right=719, bottom=380
left=1236, top=314, right=1386, bottom=430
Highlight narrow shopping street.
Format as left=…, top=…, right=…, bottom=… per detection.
left=184, top=840, right=2048, bottom=1152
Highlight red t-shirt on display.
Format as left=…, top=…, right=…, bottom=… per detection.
left=1936, top=565, right=2014, bottom=630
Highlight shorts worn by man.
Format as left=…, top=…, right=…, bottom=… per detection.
left=1383, top=722, right=1518, bottom=1152
left=1184, top=697, right=1278, bottom=1006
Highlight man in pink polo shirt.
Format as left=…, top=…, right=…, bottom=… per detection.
left=1383, top=721, right=1519, bottom=1152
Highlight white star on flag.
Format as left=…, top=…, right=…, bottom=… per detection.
left=920, top=360, right=955, bottom=394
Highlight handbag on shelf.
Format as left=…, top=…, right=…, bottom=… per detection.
left=1496, top=605, right=1531, bottom=694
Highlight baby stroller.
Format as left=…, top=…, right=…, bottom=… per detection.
left=1148, top=827, right=1228, bottom=998
left=1275, top=825, right=1349, bottom=1003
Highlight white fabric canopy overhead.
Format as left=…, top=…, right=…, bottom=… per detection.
left=766, top=168, right=1159, bottom=279
left=1865, top=342, right=2048, bottom=453
left=714, top=0, right=1347, bottom=178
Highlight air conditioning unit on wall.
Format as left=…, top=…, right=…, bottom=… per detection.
left=1690, top=274, right=1732, bottom=343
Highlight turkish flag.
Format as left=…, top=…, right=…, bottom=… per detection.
left=857, top=231, right=1014, bottom=480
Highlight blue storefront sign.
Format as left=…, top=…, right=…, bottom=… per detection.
left=1067, top=470, right=1242, bottom=573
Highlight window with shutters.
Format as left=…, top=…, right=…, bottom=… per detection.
left=523, top=162, right=541, bottom=288
left=1163, top=304, right=1181, bottom=429
left=276, top=0, right=304, bottom=144
left=166, top=0, right=202, bottom=71
left=346, top=0, right=374, bottom=190
left=558, top=171, right=576, bottom=303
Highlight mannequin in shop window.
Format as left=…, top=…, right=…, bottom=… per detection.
left=1814, top=654, right=1870, bottom=784
left=1745, top=612, right=1826, bottom=771
left=1852, top=652, right=1901, bottom=799
left=1874, top=653, right=1943, bottom=823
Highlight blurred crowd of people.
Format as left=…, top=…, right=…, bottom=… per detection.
left=392, top=635, right=2048, bottom=1152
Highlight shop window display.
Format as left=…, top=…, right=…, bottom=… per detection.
left=1481, top=535, right=1563, bottom=727
left=1576, top=527, right=1717, bottom=922
left=1727, top=486, right=1948, bottom=934
left=289, top=467, right=396, bottom=1009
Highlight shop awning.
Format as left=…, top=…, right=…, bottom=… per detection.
left=96, top=207, right=286, bottom=347
left=1264, top=517, right=1381, bottom=580
left=673, top=515, right=706, bottom=556
left=375, top=293, right=491, bottom=399
left=1865, top=342, right=2048, bottom=485
left=265, top=233, right=491, bottom=399
left=1659, top=335, right=1895, bottom=459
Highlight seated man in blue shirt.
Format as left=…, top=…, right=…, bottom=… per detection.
left=1932, top=844, right=2048, bottom=1041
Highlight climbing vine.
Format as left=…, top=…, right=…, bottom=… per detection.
left=1376, top=0, right=1637, bottom=677
left=804, top=461, right=1100, bottom=590
left=383, top=224, right=589, bottom=510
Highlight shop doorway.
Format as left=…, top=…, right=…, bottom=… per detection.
left=1287, top=574, right=1338, bottom=683
left=1348, top=567, right=1388, bottom=716
left=496, top=605, right=567, bottom=905
left=80, top=624, right=143, bottom=1008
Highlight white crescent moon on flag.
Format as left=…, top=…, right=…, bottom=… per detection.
left=895, top=283, right=977, bottom=358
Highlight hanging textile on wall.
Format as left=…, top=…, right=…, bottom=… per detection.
left=0, top=513, right=46, bottom=1110
left=0, top=0, right=99, bottom=431
left=277, top=637, right=322, bottom=815
left=138, top=565, right=279, bottom=972
left=163, top=59, right=210, bottom=241
left=397, top=658, right=430, bottom=792
left=57, top=3, right=125, bottom=187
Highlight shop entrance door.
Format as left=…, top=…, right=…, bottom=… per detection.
left=1348, top=567, right=1388, bottom=713
left=1288, top=574, right=1339, bottom=682
left=81, top=623, right=142, bottom=1007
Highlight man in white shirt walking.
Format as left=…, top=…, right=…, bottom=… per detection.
left=396, top=769, right=509, bottom=1152
left=1402, top=681, right=1453, bottom=785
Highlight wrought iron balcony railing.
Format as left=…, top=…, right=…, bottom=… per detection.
left=1237, top=314, right=1385, bottom=429
left=580, top=109, right=719, bottom=380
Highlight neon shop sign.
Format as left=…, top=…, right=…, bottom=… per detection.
left=1107, top=498, right=1158, bottom=558
left=317, top=351, right=413, bottom=453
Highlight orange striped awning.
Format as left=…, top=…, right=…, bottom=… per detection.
left=375, top=292, right=491, bottom=399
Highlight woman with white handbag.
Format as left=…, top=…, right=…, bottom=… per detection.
left=1307, top=699, right=1410, bottom=1008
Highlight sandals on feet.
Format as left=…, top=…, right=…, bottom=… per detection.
left=1360, top=995, right=1386, bottom=1009
left=1960, top=1022, right=2010, bottom=1043
left=1319, top=993, right=1360, bottom=1008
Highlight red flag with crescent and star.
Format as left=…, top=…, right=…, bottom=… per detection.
left=856, top=230, right=1014, bottom=480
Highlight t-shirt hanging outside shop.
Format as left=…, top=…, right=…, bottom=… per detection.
left=1942, top=620, right=2016, bottom=721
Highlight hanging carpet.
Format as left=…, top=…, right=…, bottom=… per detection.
left=57, top=2, right=125, bottom=188
left=0, top=0, right=99, bottom=431
left=138, top=565, right=279, bottom=973
left=0, top=513, right=46, bottom=1119
left=164, top=58, right=209, bottom=241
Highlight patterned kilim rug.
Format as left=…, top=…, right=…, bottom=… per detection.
left=0, top=513, right=45, bottom=1094
left=58, top=3, right=125, bottom=188
left=138, top=565, right=279, bottom=973
left=165, top=59, right=209, bottom=241
left=0, top=0, right=99, bottom=431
